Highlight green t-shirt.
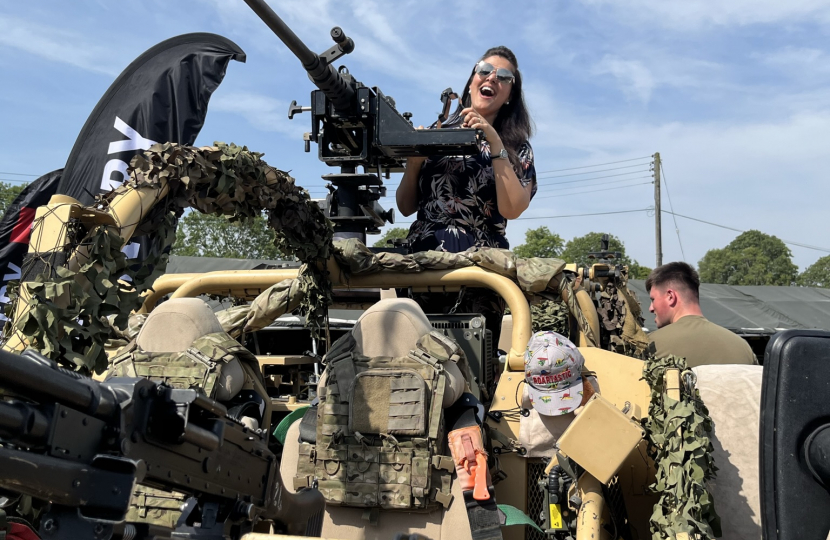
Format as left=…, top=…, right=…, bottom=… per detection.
left=648, top=315, right=757, bottom=367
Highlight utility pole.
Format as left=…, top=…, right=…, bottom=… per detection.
left=654, top=152, right=662, bottom=267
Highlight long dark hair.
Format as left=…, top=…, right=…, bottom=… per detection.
left=458, top=46, right=534, bottom=172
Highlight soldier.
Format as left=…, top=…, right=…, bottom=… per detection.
left=646, top=262, right=756, bottom=367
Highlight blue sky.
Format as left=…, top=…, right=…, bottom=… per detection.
left=1, top=0, right=829, bottom=272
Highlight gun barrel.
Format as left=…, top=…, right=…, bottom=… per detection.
left=243, top=0, right=354, bottom=110
left=0, top=349, right=118, bottom=419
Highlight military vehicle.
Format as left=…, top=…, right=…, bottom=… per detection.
left=0, top=1, right=825, bottom=540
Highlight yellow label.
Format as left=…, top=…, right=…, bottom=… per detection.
left=549, top=503, right=563, bottom=529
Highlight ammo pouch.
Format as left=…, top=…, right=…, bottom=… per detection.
left=108, top=331, right=252, bottom=399
left=296, top=331, right=461, bottom=511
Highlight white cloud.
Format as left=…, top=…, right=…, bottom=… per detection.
left=592, top=56, right=655, bottom=103
left=580, top=0, right=830, bottom=29
left=209, top=91, right=303, bottom=137
left=758, top=46, right=830, bottom=79
left=0, top=15, right=120, bottom=75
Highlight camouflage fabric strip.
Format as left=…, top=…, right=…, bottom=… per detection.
left=642, top=354, right=721, bottom=539
left=331, top=239, right=566, bottom=301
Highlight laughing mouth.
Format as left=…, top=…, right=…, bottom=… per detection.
left=480, top=85, right=495, bottom=97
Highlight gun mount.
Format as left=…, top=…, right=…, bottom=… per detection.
left=243, top=0, right=480, bottom=241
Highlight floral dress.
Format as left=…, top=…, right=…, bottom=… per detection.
left=406, top=140, right=537, bottom=253
left=403, top=138, right=537, bottom=382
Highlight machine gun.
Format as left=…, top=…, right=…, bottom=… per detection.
left=0, top=349, right=324, bottom=540
left=243, top=0, right=480, bottom=242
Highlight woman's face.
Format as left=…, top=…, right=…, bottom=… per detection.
left=469, top=55, right=515, bottom=119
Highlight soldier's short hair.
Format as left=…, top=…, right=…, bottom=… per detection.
left=645, top=262, right=700, bottom=301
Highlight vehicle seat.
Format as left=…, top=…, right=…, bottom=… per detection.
left=284, top=298, right=473, bottom=540
left=136, top=298, right=245, bottom=401
left=693, top=364, right=762, bottom=539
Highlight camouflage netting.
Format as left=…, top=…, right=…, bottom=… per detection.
left=5, top=142, right=333, bottom=373
left=5, top=213, right=176, bottom=373
left=642, top=354, right=721, bottom=540
left=527, top=301, right=569, bottom=335
left=597, top=271, right=650, bottom=359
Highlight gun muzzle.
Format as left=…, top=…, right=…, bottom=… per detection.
left=243, top=0, right=354, bottom=110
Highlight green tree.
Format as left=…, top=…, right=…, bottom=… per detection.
left=559, top=232, right=630, bottom=267
left=513, top=226, right=564, bottom=258
left=698, top=230, right=797, bottom=285
left=373, top=227, right=409, bottom=248
left=172, top=211, right=284, bottom=259
left=0, top=182, right=27, bottom=220
left=797, top=255, right=830, bottom=288
left=628, top=261, right=653, bottom=280
left=558, top=232, right=651, bottom=278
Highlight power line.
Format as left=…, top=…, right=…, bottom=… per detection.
left=379, top=173, right=654, bottom=197
left=0, top=178, right=32, bottom=185
left=538, top=174, right=653, bottom=191
left=540, top=169, right=652, bottom=187
left=661, top=210, right=830, bottom=253
left=394, top=208, right=650, bottom=225
left=303, top=160, right=652, bottom=193
left=382, top=169, right=653, bottom=193
left=536, top=162, right=648, bottom=179
left=532, top=180, right=652, bottom=200
left=658, top=160, right=686, bottom=261
left=535, top=156, right=652, bottom=175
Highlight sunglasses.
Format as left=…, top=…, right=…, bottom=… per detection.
left=474, top=61, right=515, bottom=84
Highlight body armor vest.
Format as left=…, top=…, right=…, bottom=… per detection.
left=108, top=331, right=253, bottom=398
left=295, top=331, right=463, bottom=511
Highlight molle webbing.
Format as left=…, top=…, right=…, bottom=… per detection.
left=108, top=331, right=247, bottom=398
left=296, top=331, right=459, bottom=511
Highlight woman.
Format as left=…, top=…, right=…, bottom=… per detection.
left=396, top=45, right=536, bottom=252
left=396, top=46, right=537, bottom=379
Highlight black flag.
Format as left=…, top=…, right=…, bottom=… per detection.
left=59, top=33, right=246, bottom=202
left=0, top=170, right=62, bottom=321
left=0, top=33, right=245, bottom=320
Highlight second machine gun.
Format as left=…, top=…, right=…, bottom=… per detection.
left=243, top=0, right=480, bottom=242
left=0, top=349, right=324, bottom=540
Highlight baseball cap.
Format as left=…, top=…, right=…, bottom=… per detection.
left=524, top=331, right=585, bottom=416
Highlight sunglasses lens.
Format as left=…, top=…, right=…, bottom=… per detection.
left=476, top=61, right=514, bottom=83
left=476, top=61, right=495, bottom=77
left=495, top=69, right=515, bottom=83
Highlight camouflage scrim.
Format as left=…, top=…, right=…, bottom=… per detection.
left=597, top=273, right=650, bottom=359
left=528, top=301, right=569, bottom=335
left=296, top=331, right=459, bottom=511
left=119, top=142, right=333, bottom=337
left=6, top=141, right=334, bottom=372
left=642, top=354, right=721, bottom=539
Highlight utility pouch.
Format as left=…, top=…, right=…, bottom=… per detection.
left=350, top=369, right=428, bottom=436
